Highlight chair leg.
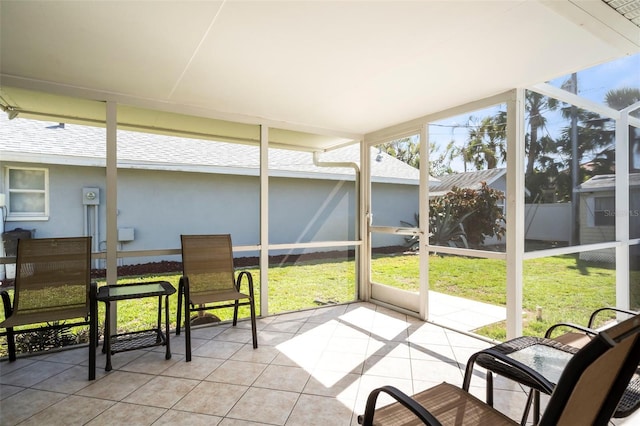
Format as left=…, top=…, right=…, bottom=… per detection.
left=232, top=300, right=239, bottom=326
left=486, top=371, right=494, bottom=407
left=520, top=390, right=535, bottom=426
left=185, top=302, right=192, bottom=362
left=533, top=390, right=541, bottom=425
left=89, top=291, right=97, bottom=380
left=250, top=297, right=258, bottom=349
left=176, top=281, right=183, bottom=336
left=6, top=327, right=16, bottom=362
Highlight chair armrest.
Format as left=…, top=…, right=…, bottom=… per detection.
left=236, top=271, right=254, bottom=295
left=1, top=289, right=12, bottom=319
left=358, top=385, right=443, bottom=426
left=588, top=307, right=638, bottom=328
left=544, top=322, right=597, bottom=339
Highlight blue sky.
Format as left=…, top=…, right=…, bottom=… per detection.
left=428, top=53, right=640, bottom=173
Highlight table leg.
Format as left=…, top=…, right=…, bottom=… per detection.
left=104, top=301, right=112, bottom=372
left=486, top=371, right=494, bottom=406
left=165, top=294, right=171, bottom=360
left=156, top=295, right=162, bottom=344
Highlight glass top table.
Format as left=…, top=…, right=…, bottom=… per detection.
left=97, top=280, right=176, bottom=371
left=506, top=342, right=574, bottom=385
left=464, top=335, right=579, bottom=425
left=97, top=281, right=175, bottom=301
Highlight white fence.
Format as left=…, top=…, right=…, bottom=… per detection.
left=524, top=202, right=572, bottom=242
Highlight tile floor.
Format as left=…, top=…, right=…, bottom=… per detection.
left=0, top=302, right=638, bottom=425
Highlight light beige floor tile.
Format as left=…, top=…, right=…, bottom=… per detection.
left=160, top=354, right=223, bottom=379
left=286, top=393, right=354, bottom=425
left=411, top=359, right=463, bottom=385
left=41, top=346, right=95, bottom=365
left=192, top=340, right=244, bottom=359
left=253, top=364, right=310, bottom=392
left=362, top=355, right=412, bottom=380
left=0, top=360, right=72, bottom=387
left=0, top=388, right=67, bottom=425
left=154, top=409, right=223, bottom=425
left=325, top=336, right=369, bottom=355
left=263, top=320, right=304, bottom=334
left=230, top=343, right=280, bottom=364
left=123, top=375, right=199, bottom=408
left=366, top=340, right=411, bottom=358
left=95, top=348, right=146, bottom=371
left=226, top=387, right=299, bottom=425
left=189, top=324, right=230, bottom=339
left=0, top=358, right=37, bottom=375
left=76, top=370, right=153, bottom=401
left=153, top=334, right=208, bottom=355
left=173, top=381, right=248, bottom=416
left=218, top=419, right=272, bottom=425
left=303, top=370, right=360, bottom=400
left=408, top=341, right=457, bottom=363
left=296, top=319, right=338, bottom=336
left=206, top=359, right=267, bottom=385
left=332, top=323, right=370, bottom=339
left=314, top=350, right=365, bottom=374
left=254, top=330, right=297, bottom=346
left=0, top=383, right=24, bottom=400
left=18, top=394, right=114, bottom=426
left=86, top=401, right=166, bottom=425
left=119, top=350, right=178, bottom=375
left=216, top=326, right=255, bottom=344
left=307, top=305, right=348, bottom=323
left=32, top=365, right=95, bottom=394
left=354, top=375, right=414, bottom=414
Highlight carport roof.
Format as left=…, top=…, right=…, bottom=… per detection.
left=1, top=1, right=639, bottom=151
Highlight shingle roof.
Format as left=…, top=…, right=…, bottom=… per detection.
left=1, top=115, right=420, bottom=184
left=577, top=173, right=640, bottom=192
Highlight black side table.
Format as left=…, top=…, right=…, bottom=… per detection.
left=97, top=281, right=176, bottom=371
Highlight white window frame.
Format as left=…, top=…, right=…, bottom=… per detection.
left=5, top=166, right=50, bottom=221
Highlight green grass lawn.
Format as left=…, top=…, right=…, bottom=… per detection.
left=2, top=253, right=639, bottom=357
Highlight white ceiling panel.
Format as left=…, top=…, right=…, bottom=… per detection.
left=1, top=0, right=638, bottom=150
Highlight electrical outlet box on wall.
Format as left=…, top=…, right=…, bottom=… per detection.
left=82, top=187, right=100, bottom=205
left=118, top=228, right=134, bottom=242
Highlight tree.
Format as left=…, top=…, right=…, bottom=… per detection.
left=429, top=182, right=506, bottom=247
left=466, top=113, right=507, bottom=170
left=605, top=87, right=640, bottom=117
left=380, top=137, right=420, bottom=168
left=525, top=91, right=559, bottom=176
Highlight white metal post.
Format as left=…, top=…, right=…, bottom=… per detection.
left=260, top=125, right=269, bottom=316
left=506, top=89, right=525, bottom=339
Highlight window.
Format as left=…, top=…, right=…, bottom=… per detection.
left=6, top=167, right=49, bottom=220
left=594, top=196, right=615, bottom=227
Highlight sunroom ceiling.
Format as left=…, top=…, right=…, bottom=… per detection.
left=1, top=0, right=638, bottom=151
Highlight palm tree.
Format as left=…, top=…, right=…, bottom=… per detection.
left=605, top=87, right=640, bottom=117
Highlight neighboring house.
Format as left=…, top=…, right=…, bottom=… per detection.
left=429, top=168, right=508, bottom=199
left=577, top=173, right=640, bottom=264
left=0, top=116, right=421, bottom=268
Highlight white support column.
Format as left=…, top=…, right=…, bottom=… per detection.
left=615, top=101, right=640, bottom=311
left=360, top=137, right=371, bottom=301
left=260, top=125, right=269, bottom=316
left=418, top=123, right=429, bottom=320
left=106, top=102, right=118, bottom=286
left=506, top=89, right=525, bottom=339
